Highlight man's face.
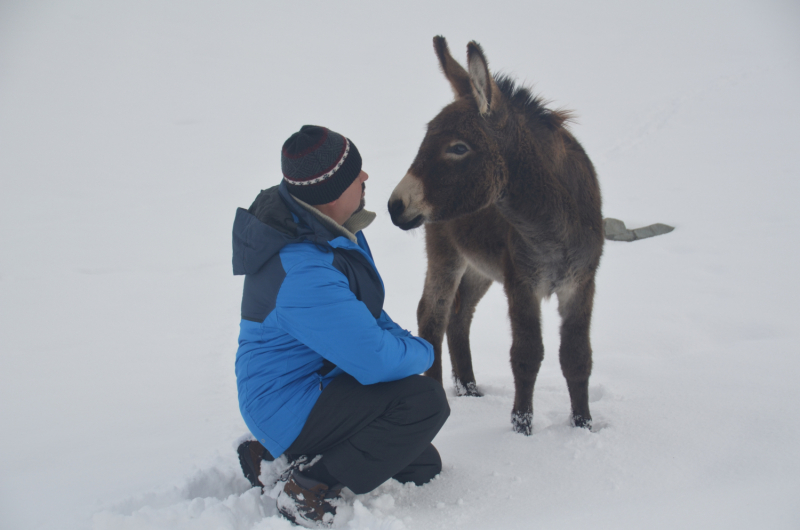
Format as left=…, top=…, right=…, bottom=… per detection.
left=315, top=170, right=370, bottom=225
left=339, top=170, right=369, bottom=219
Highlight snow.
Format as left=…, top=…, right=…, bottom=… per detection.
left=1, top=1, right=799, bottom=528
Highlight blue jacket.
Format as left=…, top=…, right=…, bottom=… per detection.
left=232, top=182, right=433, bottom=458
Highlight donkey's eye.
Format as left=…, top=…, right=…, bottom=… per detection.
left=446, top=143, right=469, bottom=156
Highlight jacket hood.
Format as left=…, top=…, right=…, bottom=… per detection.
left=232, top=181, right=340, bottom=275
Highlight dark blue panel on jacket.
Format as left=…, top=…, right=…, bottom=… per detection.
left=332, top=249, right=384, bottom=319
left=241, top=255, right=286, bottom=322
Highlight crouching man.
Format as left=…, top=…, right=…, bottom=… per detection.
left=232, top=125, right=450, bottom=527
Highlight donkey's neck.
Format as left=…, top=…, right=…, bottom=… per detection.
left=495, top=130, right=573, bottom=234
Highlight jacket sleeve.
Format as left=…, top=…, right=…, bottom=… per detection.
left=274, top=259, right=433, bottom=385
left=377, top=310, right=413, bottom=339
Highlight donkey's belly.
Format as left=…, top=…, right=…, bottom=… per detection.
left=463, top=251, right=504, bottom=283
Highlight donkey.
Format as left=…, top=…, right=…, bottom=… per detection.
left=388, top=37, right=604, bottom=435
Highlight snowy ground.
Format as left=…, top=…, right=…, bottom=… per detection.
left=1, top=1, right=799, bottom=529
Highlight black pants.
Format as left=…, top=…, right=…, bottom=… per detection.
left=285, top=373, right=450, bottom=494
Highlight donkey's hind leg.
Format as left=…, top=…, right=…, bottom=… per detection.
left=446, top=266, right=493, bottom=397
left=556, top=277, right=596, bottom=429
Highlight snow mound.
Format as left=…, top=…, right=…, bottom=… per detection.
left=92, top=458, right=419, bottom=529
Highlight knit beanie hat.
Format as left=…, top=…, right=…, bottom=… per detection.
left=281, top=125, right=362, bottom=205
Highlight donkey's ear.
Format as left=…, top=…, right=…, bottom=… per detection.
left=466, top=41, right=499, bottom=116
left=434, top=36, right=472, bottom=99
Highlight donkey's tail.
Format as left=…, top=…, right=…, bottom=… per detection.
left=603, top=218, right=674, bottom=242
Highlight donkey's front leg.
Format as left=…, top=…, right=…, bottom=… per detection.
left=417, top=226, right=466, bottom=383
left=418, top=274, right=464, bottom=383
left=504, top=271, right=544, bottom=435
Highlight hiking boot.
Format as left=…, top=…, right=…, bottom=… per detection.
left=237, top=440, right=271, bottom=490
left=276, top=470, right=343, bottom=528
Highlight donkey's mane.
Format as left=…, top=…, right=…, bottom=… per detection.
left=494, top=74, right=573, bottom=130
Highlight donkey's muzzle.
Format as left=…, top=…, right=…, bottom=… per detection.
left=388, top=198, right=405, bottom=221
left=388, top=199, right=424, bottom=230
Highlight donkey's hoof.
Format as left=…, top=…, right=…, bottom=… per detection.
left=573, top=414, right=592, bottom=429
left=511, top=411, right=532, bottom=435
left=454, top=380, right=483, bottom=397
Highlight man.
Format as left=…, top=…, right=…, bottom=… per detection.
left=232, top=125, right=450, bottom=527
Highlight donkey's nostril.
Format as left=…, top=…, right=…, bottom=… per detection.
left=388, top=199, right=405, bottom=219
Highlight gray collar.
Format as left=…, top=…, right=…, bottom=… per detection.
left=291, top=195, right=376, bottom=243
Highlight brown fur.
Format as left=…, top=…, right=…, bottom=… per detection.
left=388, top=37, right=604, bottom=434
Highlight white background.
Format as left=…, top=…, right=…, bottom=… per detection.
left=1, top=1, right=798, bottom=528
